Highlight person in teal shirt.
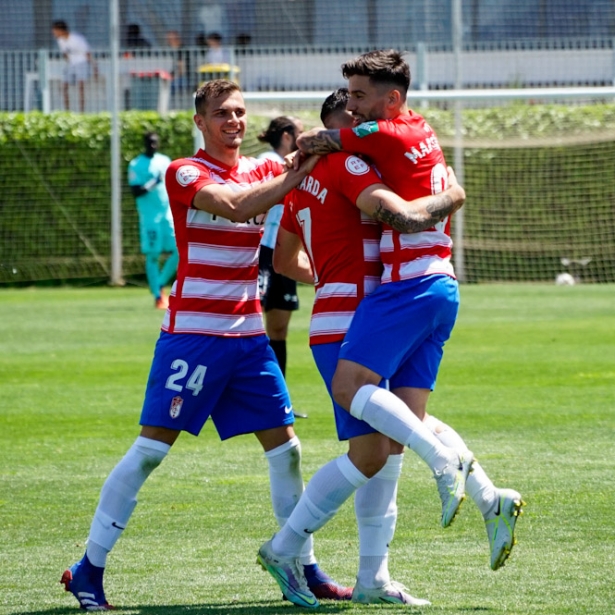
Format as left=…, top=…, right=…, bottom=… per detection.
left=128, top=132, right=178, bottom=309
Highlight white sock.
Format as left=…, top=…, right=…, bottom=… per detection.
left=86, top=436, right=170, bottom=567
left=425, top=415, right=497, bottom=516
left=350, top=385, right=454, bottom=472
left=355, top=453, right=403, bottom=588
left=264, top=437, right=316, bottom=565
left=272, top=454, right=368, bottom=558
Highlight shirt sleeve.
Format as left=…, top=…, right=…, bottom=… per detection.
left=280, top=193, right=299, bottom=234
left=165, top=159, right=214, bottom=210
left=339, top=122, right=388, bottom=160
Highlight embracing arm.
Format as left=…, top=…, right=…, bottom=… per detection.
left=356, top=166, right=466, bottom=233
left=296, top=127, right=343, bottom=156
left=192, top=156, right=319, bottom=222
left=272, top=226, right=315, bottom=285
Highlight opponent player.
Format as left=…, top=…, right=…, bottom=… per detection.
left=128, top=132, right=178, bottom=309
left=296, top=50, right=524, bottom=572
left=60, top=80, right=350, bottom=611
left=257, top=89, right=467, bottom=607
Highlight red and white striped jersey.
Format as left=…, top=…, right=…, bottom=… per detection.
left=340, top=111, right=456, bottom=284
left=163, top=148, right=284, bottom=337
left=281, top=153, right=383, bottom=346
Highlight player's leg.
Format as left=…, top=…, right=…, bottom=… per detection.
left=265, top=308, right=292, bottom=374
left=332, top=275, right=472, bottom=527
left=424, top=414, right=525, bottom=569
left=211, top=337, right=346, bottom=604
left=61, top=332, right=228, bottom=610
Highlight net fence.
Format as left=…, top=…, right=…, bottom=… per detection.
left=1, top=1, right=615, bottom=285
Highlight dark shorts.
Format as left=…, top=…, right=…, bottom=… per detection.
left=258, top=246, right=299, bottom=312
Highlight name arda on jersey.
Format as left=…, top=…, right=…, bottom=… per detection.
left=298, top=175, right=328, bottom=204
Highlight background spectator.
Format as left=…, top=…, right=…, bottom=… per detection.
left=51, top=20, right=94, bottom=113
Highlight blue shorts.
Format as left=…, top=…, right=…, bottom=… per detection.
left=140, top=332, right=294, bottom=439
left=339, top=275, right=459, bottom=390
left=311, top=342, right=380, bottom=441
left=139, top=217, right=176, bottom=255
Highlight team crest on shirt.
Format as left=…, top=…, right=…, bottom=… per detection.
left=169, top=395, right=184, bottom=418
left=176, top=165, right=200, bottom=186
left=352, top=121, right=379, bottom=137
left=345, top=156, right=370, bottom=176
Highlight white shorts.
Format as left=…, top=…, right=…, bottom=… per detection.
left=63, top=61, right=91, bottom=85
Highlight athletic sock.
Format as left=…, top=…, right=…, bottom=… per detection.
left=86, top=436, right=170, bottom=567
left=425, top=415, right=497, bottom=516
left=269, top=339, right=287, bottom=376
left=355, top=453, right=403, bottom=588
left=350, top=385, right=455, bottom=472
left=264, top=437, right=315, bottom=565
left=272, top=454, right=368, bottom=558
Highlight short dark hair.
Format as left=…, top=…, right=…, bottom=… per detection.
left=342, top=49, right=410, bottom=94
left=257, top=116, right=297, bottom=149
left=52, top=20, right=69, bottom=32
left=320, top=88, right=349, bottom=124
left=194, top=79, right=241, bottom=114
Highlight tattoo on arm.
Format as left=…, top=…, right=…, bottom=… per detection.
left=299, top=130, right=343, bottom=155
left=374, top=193, right=459, bottom=234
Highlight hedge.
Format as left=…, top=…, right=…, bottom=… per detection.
left=1, top=103, right=614, bottom=284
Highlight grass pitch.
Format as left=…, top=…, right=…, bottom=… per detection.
left=0, top=283, right=614, bottom=615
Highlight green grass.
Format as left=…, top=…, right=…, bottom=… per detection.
left=1, top=284, right=614, bottom=615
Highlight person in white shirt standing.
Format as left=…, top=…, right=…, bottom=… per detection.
left=52, top=20, right=94, bottom=112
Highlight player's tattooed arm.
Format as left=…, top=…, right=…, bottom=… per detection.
left=357, top=167, right=466, bottom=234
left=373, top=191, right=463, bottom=234
left=296, top=128, right=343, bottom=155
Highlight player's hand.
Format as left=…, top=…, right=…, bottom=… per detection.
left=296, top=127, right=326, bottom=154
left=294, top=153, right=320, bottom=175
left=284, top=150, right=299, bottom=169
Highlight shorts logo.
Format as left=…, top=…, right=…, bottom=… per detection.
left=176, top=165, right=200, bottom=187
left=345, top=156, right=370, bottom=176
left=169, top=395, right=184, bottom=419
left=352, top=121, right=379, bottom=138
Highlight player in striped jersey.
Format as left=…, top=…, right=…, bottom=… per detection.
left=61, top=80, right=349, bottom=612
left=296, top=50, right=524, bottom=574
left=257, top=89, right=467, bottom=607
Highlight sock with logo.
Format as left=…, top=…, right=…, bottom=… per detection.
left=272, top=454, right=368, bottom=558
left=425, top=415, right=497, bottom=517
left=86, top=436, right=170, bottom=567
left=355, top=453, right=403, bottom=588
